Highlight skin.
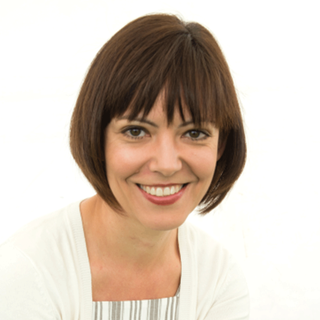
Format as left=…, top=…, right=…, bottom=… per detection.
left=80, top=93, right=224, bottom=301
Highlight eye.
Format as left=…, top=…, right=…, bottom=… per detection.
left=184, top=129, right=208, bottom=140
left=123, top=127, right=147, bottom=139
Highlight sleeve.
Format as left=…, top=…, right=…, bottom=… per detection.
left=0, top=244, right=61, bottom=320
left=205, top=259, right=250, bottom=320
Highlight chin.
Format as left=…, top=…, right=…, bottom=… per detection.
left=138, top=208, right=191, bottom=232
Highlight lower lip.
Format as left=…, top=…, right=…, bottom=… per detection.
left=138, top=185, right=187, bottom=206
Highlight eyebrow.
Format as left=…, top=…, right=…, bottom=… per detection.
left=117, top=116, right=196, bottom=128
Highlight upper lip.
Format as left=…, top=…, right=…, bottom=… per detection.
left=136, top=183, right=187, bottom=187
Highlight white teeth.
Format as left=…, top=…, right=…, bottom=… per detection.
left=163, top=187, right=170, bottom=196
left=139, top=184, right=184, bottom=197
left=156, top=188, right=163, bottom=196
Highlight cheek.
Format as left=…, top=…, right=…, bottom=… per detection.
left=106, top=144, right=147, bottom=179
left=188, top=148, right=218, bottom=180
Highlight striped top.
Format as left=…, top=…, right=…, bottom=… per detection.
left=92, top=287, right=180, bottom=320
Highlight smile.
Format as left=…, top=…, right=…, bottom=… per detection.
left=138, top=184, right=184, bottom=197
left=137, top=183, right=188, bottom=206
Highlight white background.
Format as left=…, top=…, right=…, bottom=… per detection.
left=1, top=0, right=320, bottom=319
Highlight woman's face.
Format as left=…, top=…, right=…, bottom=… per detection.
left=105, top=94, right=222, bottom=232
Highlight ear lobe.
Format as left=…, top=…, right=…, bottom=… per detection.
left=217, top=134, right=227, bottom=161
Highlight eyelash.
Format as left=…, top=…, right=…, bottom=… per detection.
left=122, top=126, right=147, bottom=140
left=121, top=126, right=210, bottom=141
left=184, top=130, right=209, bottom=141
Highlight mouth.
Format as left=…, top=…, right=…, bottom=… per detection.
left=137, top=183, right=188, bottom=206
left=137, top=184, right=188, bottom=197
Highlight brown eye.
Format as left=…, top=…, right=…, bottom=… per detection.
left=123, top=127, right=147, bottom=139
left=185, top=130, right=208, bottom=140
left=189, top=130, right=200, bottom=138
left=130, top=128, right=142, bottom=136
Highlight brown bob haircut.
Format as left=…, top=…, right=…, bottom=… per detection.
left=70, top=13, right=246, bottom=214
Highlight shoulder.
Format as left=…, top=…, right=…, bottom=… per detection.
left=0, top=241, right=60, bottom=319
left=0, top=201, right=84, bottom=281
left=179, top=221, right=250, bottom=319
left=179, top=220, right=231, bottom=263
left=1, top=201, right=81, bottom=258
left=0, top=201, right=85, bottom=319
left=180, top=220, right=245, bottom=281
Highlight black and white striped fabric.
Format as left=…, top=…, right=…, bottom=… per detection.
left=92, top=287, right=180, bottom=320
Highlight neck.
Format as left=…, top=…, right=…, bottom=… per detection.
left=80, top=195, right=179, bottom=270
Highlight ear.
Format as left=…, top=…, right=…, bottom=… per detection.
left=217, top=133, right=227, bottom=161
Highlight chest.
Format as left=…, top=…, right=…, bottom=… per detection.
left=90, top=262, right=181, bottom=302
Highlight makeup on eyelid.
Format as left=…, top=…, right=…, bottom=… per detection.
left=120, top=124, right=212, bottom=141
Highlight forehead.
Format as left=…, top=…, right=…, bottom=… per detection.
left=117, top=110, right=216, bottom=131
left=123, top=92, right=188, bottom=117
left=116, top=87, right=215, bottom=127
left=120, top=102, right=202, bottom=130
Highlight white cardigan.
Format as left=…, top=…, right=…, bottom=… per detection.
left=0, top=201, right=249, bottom=320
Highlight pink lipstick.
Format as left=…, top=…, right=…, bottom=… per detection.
left=138, top=184, right=187, bottom=205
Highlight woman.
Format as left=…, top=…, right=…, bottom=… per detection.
left=0, top=14, right=249, bottom=320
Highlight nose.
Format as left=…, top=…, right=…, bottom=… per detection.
left=148, top=134, right=182, bottom=177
